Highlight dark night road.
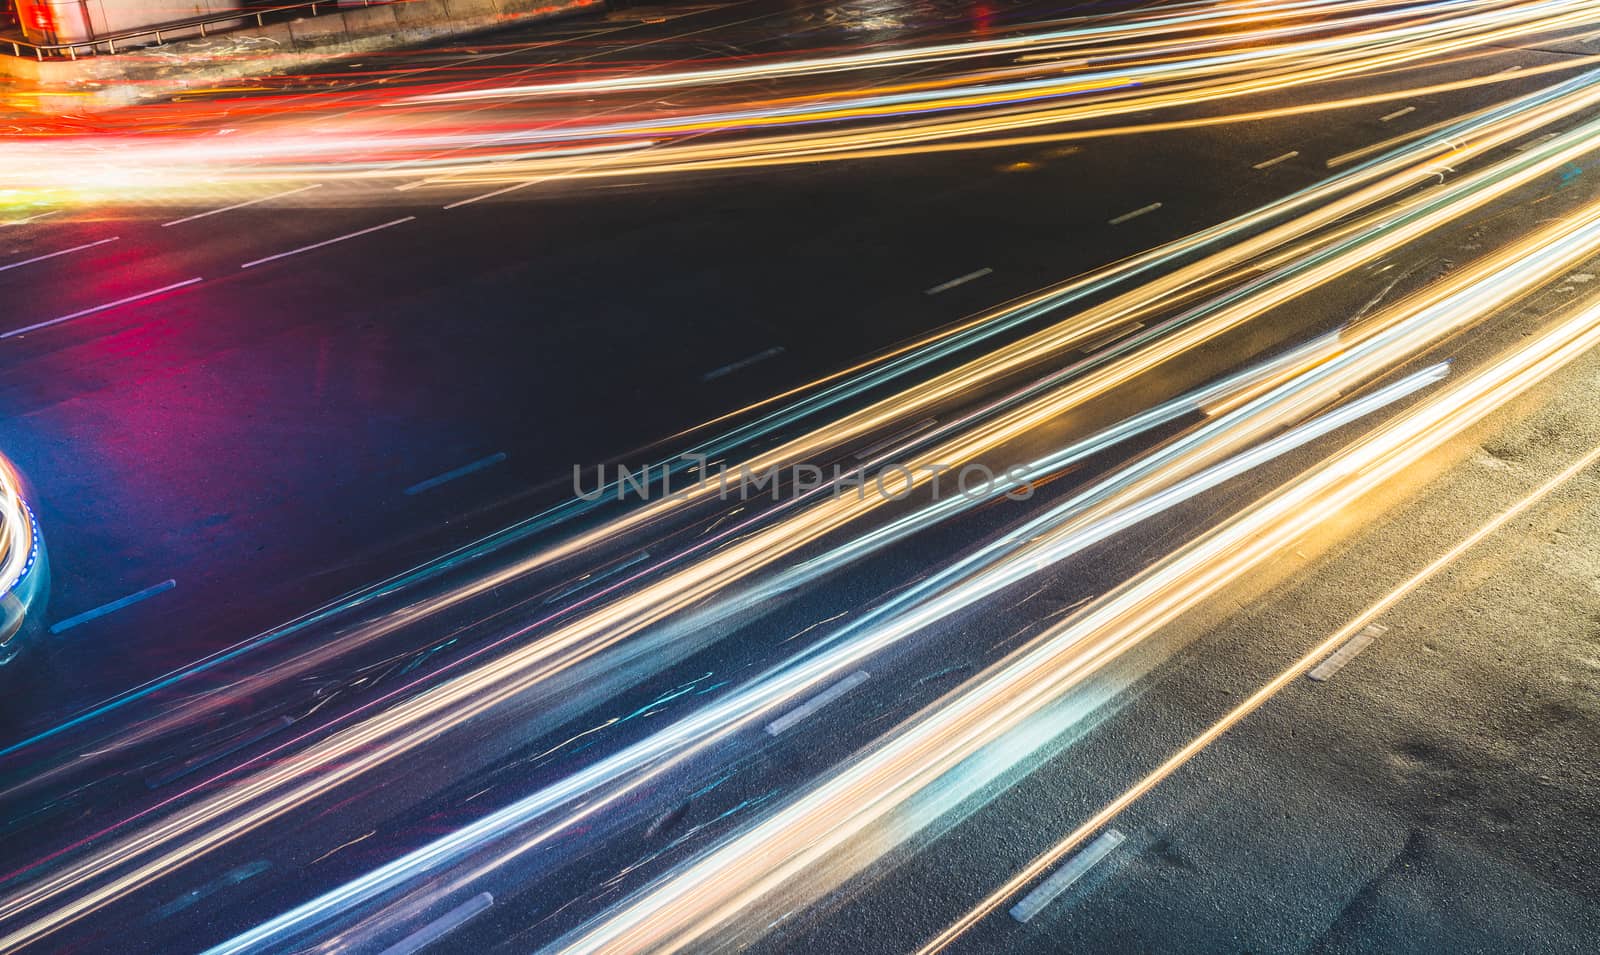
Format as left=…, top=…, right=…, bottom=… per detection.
left=0, top=0, right=1586, bottom=725
left=2, top=0, right=1600, bottom=952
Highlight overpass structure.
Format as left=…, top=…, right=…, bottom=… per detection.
left=0, top=0, right=601, bottom=110
left=7, top=0, right=244, bottom=46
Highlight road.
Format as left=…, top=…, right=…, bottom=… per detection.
left=1, top=0, right=1599, bottom=952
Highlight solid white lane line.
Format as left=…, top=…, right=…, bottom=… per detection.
left=766, top=671, right=870, bottom=735
left=0, top=237, right=119, bottom=274
left=919, top=439, right=1600, bottom=955
left=924, top=267, right=994, bottom=295
left=404, top=452, right=508, bottom=495
left=2, top=210, right=60, bottom=226
left=1381, top=105, right=1417, bottom=122
left=162, top=184, right=323, bottom=227
left=240, top=217, right=414, bottom=269
left=701, top=346, right=784, bottom=382
left=1109, top=202, right=1161, bottom=225
left=1253, top=150, right=1299, bottom=170
left=50, top=579, right=177, bottom=634
left=1307, top=623, right=1385, bottom=681
left=443, top=180, right=541, bottom=210
left=1010, top=829, right=1125, bottom=923
left=2, top=278, right=204, bottom=339
left=439, top=140, right=661, bottom=210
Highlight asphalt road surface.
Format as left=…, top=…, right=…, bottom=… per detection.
left=2, top=0, right=1600, bottom=952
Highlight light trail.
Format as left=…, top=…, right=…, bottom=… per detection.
left=404, top=0, right=1462, bottom=103
left=204, top=366, right=1450, bottom=955
left=15, top=48, right=1578, bottom=793
left=8, top=6, right=1600, bottom=950
left=0, top=459, right=35, bottom=607
left=192, top=169, right=1600, bottom=955
left=915, top=406, right=1600, bottom=955
left=0, top=451, right=44, bottom=663
left=3, top=0, right=1596, bottom=204
left=11, top=62, right=1600, bottom=951
left=12, top=48, right=1563, bottom=813
left=239, top=6, right=1600, bottom=185
left=548, top=277, right=1600, bottom=955
left=470, top=94, right=1600, bottom=578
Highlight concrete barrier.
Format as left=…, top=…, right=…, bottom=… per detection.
left=0, top=0, right=605, bottom=112
left=340, top=5, right=399, bottom=33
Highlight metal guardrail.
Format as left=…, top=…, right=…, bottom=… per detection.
left=1, top=0, right=378, bottom=60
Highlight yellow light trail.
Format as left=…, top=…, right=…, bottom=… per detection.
left=9, top=69, right=1600, bottom=955
left=14, top=21, right=1600, bottom=950
left=6, top=0, right=1598, bottom=204
left=387, top=0, right=1600, bottom=189
left=79, top=145, right=1600, bottom=955
left=549, top=276, right=1600, bottom=955
left=915, top=405, right=1600, bottom=955
left=18, top=51, right=1577, bottom=827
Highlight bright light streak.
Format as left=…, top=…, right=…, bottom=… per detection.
left=4, top=0, right=1598, bottom=204
left=917, top=385, right=1600, bottom=955
left=550, top=284, right=1600, bottom=955
left=11, top=5, right=1600, bottom=949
